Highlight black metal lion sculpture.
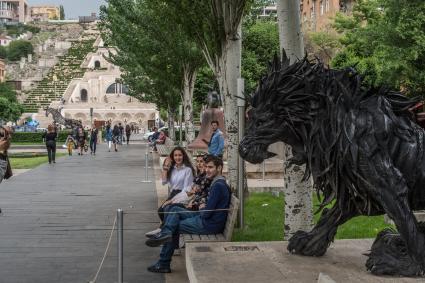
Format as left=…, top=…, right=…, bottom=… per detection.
left=239, top=54, right=425, bottom=277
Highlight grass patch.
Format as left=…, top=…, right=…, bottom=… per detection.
left=232, top=192, right=393, bottom=241
left=10, top=153, right=67, bottom=169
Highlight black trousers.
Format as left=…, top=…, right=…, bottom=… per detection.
left=46, top=142, right=56, bottom=163
left=126, top=134, right=130, bottom=144
left=90, top=139, right=97, bottom=153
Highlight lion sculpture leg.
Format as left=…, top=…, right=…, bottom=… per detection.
left=287, top=202, right=358, bottom=256
left=359, top=153, right=425, bottom=276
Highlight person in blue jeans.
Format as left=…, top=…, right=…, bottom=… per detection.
left=202, top=120, right=225, bottom=158
left=145, top=155, right=230, bottom=273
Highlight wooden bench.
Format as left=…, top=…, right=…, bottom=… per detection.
left=156, top=137, right=175, bottom=156
left=182, top=195, right=239, bottom=242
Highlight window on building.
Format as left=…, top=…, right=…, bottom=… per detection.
left=106, top=83, right=129, bottom=94
left=80, top=89, right=88, bottom=102
left=320, top=0, right=324, bottom=15
left=325, top=0, right=330, bottom=12
left=94, top=60, right=101, bottom=68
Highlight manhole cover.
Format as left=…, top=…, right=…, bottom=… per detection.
left=224, top=246, right=259, bottom=252
left=195, top=246, right=211, bottom=252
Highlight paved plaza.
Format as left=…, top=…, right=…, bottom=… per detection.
left=0, top=143, right=164, bottom=283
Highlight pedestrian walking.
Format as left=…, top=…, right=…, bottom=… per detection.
left=112, top=124, right=120, bottom=152
left=65, top=134, right=76, bottom=156
left=125, top=124, right=131, bottom=145
left=90, top=127, right=98, bottom=155
left=118, top=123, right=124, bottom=144
left=0, top=126, right=12, bottom=213
left=42, top=124, right=57, bottom=164
left=76, top=127, right=87, bottom=156
left=105, top=124, right=113, bottom=152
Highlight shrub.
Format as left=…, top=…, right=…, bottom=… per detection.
left=11, top=131, right=72, bottom=143
left=0, top=46, right=6, bottom=59
left=7, top=40, right=33, bottom=61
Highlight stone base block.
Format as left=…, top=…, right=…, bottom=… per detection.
left=185, top=240, right=420, bottom=283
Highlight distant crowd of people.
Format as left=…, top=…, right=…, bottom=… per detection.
left=40, top=121, right=138, bottom=163
left=104, top=122, right=132, bottom=152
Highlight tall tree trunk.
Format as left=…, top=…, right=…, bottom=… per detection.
left=277, top=0, right=313, bottom=240
left=218, top=27, right=241, bottom=192
left=167, top=106, right=176, bottom=141
left=182, top=66, right=197, bottom=144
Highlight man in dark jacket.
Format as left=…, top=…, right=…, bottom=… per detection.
left=145, top=155, right=230, bottom=273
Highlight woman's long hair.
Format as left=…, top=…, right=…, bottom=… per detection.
left=47, top=124, right=54, bottom=133
left=167, top=146, right=195, bottom=180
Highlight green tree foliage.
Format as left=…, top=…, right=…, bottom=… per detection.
left=60, top=5, right=65, bottom=20
left=0, top=83, right=23, bottom=122
left=193, top=67, right=218, bottom=117
left=332, top=0, right=425, bottom=96
left=100, top=0, right=205, bottom=141
left=242, top=20, right=280, bottom=94
left=0, top=46, right=6, bottom=59
left=100, top=0, right=202, bottom=104
left=7, top=40, right=33, bottom=61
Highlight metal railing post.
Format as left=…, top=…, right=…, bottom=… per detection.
left=141, top=144, right=152, bottom=183
left=237, top=78, right=245, bottom=228
left=117, top=209, right=123, bottom=283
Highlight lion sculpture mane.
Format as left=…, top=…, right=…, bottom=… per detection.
left=239, top=53, right=425, bottom=277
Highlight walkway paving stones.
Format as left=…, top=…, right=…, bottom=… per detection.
left=0, top=144, right=164, bottom=283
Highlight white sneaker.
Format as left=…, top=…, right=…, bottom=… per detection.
left=179, top=234, right=185, bottom=249
left=145, top=228, right=162, bottom=237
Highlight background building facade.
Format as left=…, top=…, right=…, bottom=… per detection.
left=31, top=5, right=60, bottom=22
left=301, top=0, right=355, bottom=31
left=0, top=0, right=29, bottom=23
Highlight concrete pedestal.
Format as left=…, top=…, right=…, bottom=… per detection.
left=185, top=240, right=420, bottom=283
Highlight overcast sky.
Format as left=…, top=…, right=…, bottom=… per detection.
left=29, top=0, right=107, bottom=19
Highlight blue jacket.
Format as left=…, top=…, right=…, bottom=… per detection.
left=200, top=176, right=230, bottom=233
left=105, top=128, right=113, bottom=141
left=208, top=129, right=224, bottom=156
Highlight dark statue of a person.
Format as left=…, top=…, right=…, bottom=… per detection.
left=239, top=53, right=425, bottom=277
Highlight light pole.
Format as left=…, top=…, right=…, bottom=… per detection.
left=90, top=107, right=93, bottom=127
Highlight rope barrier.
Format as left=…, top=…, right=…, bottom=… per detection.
left=124, top=207, right=238, bottom=215
left=88, top=215, right=117, bottom=283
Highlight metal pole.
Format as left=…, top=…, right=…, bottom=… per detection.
left=237, top=78, right=245, bottom=228
left=117, top=209, right=123, bottom=283
left=141, top=151, right=152, bottom=183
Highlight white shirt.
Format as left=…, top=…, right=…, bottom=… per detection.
left=162, top=164, right=194, bottom=193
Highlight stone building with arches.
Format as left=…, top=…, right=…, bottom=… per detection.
left=55, top=36, right=158, bottom=129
